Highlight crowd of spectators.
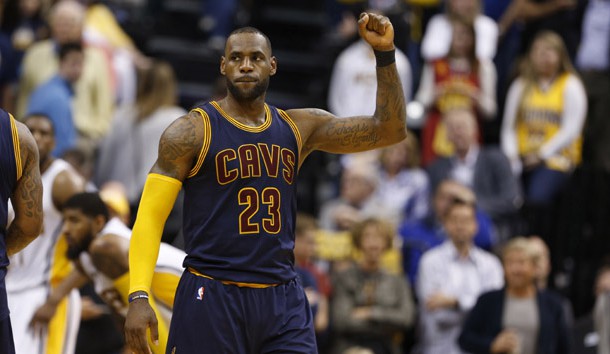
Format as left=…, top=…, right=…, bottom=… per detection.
left=2, top=0, right=610, bottom=353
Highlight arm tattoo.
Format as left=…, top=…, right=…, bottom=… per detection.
left=375, top=65, right=406, bottom=125
left=154, top=112, right=202, bottom=180
left=160, top=116, right=197, bottom=161
left=7, top=129, right=43, bottom=255
left=324, top=121, right=381, bottom=148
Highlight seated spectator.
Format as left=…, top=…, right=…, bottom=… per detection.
left=95, top=60, right=185, bottom=208
left=421, top=0, right=498, bottom=61
left=372, top=134, right=430, bottom=227
left=529, top=236, right=574, bottom=327
left=459, top=237, right=570, bottom=354
left=500, top=31, right=586, bottom=236
left=16, top=0, right=113, bottom=145
left=332, top=218, right=415, bottom=354
left=294, top=213, right=331, bottom=349
left=318, top=163, right=380, bottom=232
left=400, top=179, right=496, bottom=285
left=427, top=109, right=521, bottom=238
left=415, top=18, right=496, bottom=165
left=416, top=198, right=503, bottom=354
left=25, top=42, right=83, bottom=157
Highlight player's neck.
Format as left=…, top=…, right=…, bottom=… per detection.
left=219, top=94, right=267, bottom=126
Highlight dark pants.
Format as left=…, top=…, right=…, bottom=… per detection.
left=167, top=271, right=317, bottom=354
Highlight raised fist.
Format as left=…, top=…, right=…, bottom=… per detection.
left=358, top=12, right=395, bottom=52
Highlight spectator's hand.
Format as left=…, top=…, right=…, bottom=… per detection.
left=490, top=329, right=520, bottom=353
left=352, top=306, right=372, bottom=320
left=29, top=300, right=58, bottom=336
left=358, top=13, right=395, bottom=52
left=425, top=292, right=458, bottom=310
left=522, top=153, right=542, bottom=170
left=125, top=295, right=159, bottom=354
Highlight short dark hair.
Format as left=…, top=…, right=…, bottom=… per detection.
left=228, top=27, right=272, bottom=53
left=58, top=42, right=83, bottom=61
left=63, top=192, right=110, bottom=221
left=23, top=113, right=55, bottom=134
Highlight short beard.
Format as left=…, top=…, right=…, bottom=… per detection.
left=226, top=76, right=269, bottom=102
left=66, top=237, right=93, bottom=260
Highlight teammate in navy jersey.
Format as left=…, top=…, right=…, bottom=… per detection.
left=125, top=12, right=408, bottom=354
left=0, top=108, right=43, bottom=354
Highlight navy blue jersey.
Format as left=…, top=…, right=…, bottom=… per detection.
left=182, top=101, right=301, bottom=284
left=0, top=109, right=19, bottom=322
left=0, top=109, right=18, bottom=268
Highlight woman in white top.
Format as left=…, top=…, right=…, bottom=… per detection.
left=421, top=0, right=498, bottom=60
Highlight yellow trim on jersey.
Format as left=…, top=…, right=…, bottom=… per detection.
left=210, top=101, right=272, bottom=132
left=46, top=296, right=69, bottom=354
left=187, top=108, right=212, bottom=178
left=150, top=272, right=180, bottom=309
left=277, top=109, right=303, bottom=153
left=188, top=267, right=279, bottom=288
left=9, top=113, right=22, bottom=180
left=50, top=234, right=74, bottom=287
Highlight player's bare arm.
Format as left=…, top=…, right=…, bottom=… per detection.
left=288, top=13, right=407, bottom=161
left=29, top=268, right=90, bottom=331
left=6, top=120, right=42, bottom=256
left=89, top=234, right=129, bottom=279
left=125, top=111, right=204, bottom=354
left=150, top=111, right=205, bottom=181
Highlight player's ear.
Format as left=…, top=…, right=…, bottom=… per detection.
left=93, top=215, right=106, bottom=233
left=270, top=56, right=277, bottom=76
left=220, top=56, right=226, bottom=75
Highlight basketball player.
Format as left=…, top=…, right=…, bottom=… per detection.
left=0, top=108, right=43, bottom=354
left=125, top=12, right=407, bottom=354
left=6, top=113, right=85, bottom=354
left=30, top=192, right=185, bottom=354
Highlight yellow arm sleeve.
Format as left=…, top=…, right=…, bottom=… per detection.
left=128, top=173, right=182, bottom=295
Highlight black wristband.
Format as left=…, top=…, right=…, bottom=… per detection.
left=374, top=49, right=396, bottom=67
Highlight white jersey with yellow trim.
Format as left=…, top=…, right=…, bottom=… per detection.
left=6, top=159, right=74, bottom=292
left=79, top=218, right=185, bottom=317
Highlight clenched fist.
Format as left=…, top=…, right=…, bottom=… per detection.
left=358, top=12, right=395, bottom=52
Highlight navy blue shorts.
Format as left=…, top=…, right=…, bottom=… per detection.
left=166, top=270, right=318, bottom=354
left=0, top=315, right=15, bottom=354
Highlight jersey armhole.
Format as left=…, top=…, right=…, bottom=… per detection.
left=277, top=109, right=303, bottom=154
left=9, top=113, right=22, bottom=181
left=187, top=108, right=212, bottom=178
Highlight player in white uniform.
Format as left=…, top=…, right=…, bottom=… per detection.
left=6, top=114, right=84, bottom=354
left=30, top=192, right=185, bottom=354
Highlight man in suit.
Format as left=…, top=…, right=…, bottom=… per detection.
left=427, top=108, right=521, bottom=238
